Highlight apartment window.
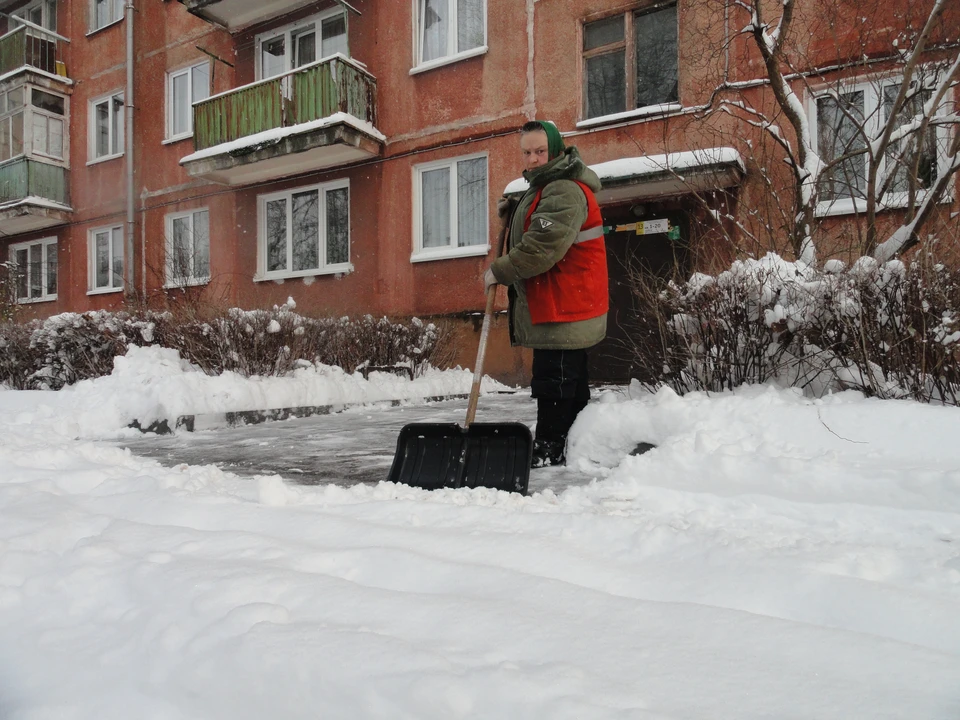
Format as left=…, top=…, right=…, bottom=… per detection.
left=413, top=154, right=488, bottom=261
left=89, top=91, right=123, bottom=161
left=166, top=209, right=210, bottom=286
left=30, top=88, right=65, bottom=159
left=88, top=225, right=123, bottom=292
left=10, top=237, right=57, bottom=303
left=92, top=0, right=123, bottom=31
left=258, top=181, right=350, bottom=279
left=167, top=62, right=210, bottom=140
left=12, top=0, right=57, bottom=31
left=415, top=0, right=485, bottom=67
left=257, top=11, right=348, bottom=80
left=812, top=76, right=948, bottom=213
left=0, top=87, right=25, bottom=163
left=582, top=4, right=678, bottom=120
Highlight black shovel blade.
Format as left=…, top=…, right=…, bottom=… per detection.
left=387, top=422, right=533, bottom=495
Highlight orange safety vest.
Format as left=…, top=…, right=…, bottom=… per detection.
left=523, top=180, right=609, bottom=325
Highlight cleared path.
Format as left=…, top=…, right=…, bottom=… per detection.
left=115, top=392, right=600, bottom=494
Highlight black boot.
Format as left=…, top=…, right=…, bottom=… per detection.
left=531, top=399, right=577, bottom=468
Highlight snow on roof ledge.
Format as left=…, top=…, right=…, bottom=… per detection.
left=0, top=196, right=73, bottom=213
left=503, top=147, right=745, bottom=195
left=180, top=112, right=386, bottom=165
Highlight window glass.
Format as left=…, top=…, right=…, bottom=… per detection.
left=420, top=0, right=448, bottom=62
left=29, top=243, right=42, bottom=298
left=635, top=6, right=678, bottom=106
left=421, top=167, right=451, bottom=248
left=111, top=227, right=124, bottom=288
left=457, top=0, right=484, bottom=52
left=95, top=231, right=110, bottom=288
left=46, top=242, right=57, bottom=296
left=583, top=15, right=624, bottom=50
left=191, top=64, right=210, bottom=104
left=321, top=15, right=347, bottom=57
left=11, top=111, right=23, bottom=157
left=111, top=95, right=123, bottom=154
left=817, top=91, right=866, bottom=201
left=15, top=248, right=28, bottom=299
left=171, top=216, right=191, bottom=280
left=32, top=89, right=65, bottom=115
left=883, top=84, right=938, bottom=193
left=326, top=187, right=349, bottom=265
left=586, top=51, right=626, bottom=118
left=193, top=210, right=210, bottom=278
left=95, top=100, right=110, bottom=156
left=32, top=114, right=47, bottom=155
left=457, top=157, right=486, bottom=247
left=293, top=28, right=317, bottom=67
left=261, top=36, right=286, bottom=78
left=172, top=72, right=189, bottom=136
left=266, top=198, right=287, bottom=272
left=0, top=118, right=9, bottom=161
left=292, top=190, right=319, bottom=271
left=8, top=87, right=24, bottom=110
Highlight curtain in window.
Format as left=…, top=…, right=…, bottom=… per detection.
left=266, top=199, right=287, bottom=272
left=420, top=0, right=447, bottom=62
left=421, top=168, right=451, bottom=248
left=322, top=15, right=348, bottom=57
left=261, top=37, right=286, bottom=79
left=457, top=0, right=483, bottom=52
left=817, top=91, right=866, bottom=201
left=293, top=29, right=317, bottom=68
left=457, top=158, right=486, bottom=247
left=292, top=191, right=320, bottom=271
left=326, top=188, right=349, bottom=265
left=635, top=6, right=678, bottom=107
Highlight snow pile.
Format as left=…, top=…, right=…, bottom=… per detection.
left=1, top=374, right=959, bottom=718
left=2, top=344, right=511, bottom=440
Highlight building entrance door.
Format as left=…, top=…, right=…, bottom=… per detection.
left=588, top=203, right=691, bottom=384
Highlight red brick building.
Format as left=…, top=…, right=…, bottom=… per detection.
left=2, top=0, right=957, bottom=383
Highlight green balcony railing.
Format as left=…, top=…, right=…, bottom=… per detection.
left=0, top=157, right=69, bottom=206
left=0, top=24, right=67, bottom=78
left=192, top=56, right=377, bottom=152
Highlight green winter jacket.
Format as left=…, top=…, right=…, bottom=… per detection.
left=491, top=147, right=607, bottom=350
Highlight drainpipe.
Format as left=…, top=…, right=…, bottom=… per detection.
left=125, top=0, right=135, bottom=297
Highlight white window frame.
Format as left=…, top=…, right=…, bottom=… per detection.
left=28, top=86, right=68, bottom=162
left=87, top=224, right=124, bottom=294
left=12, top=0, right=57, bottom=32
left=165, top=208, right=211, bottom=288
left=9, top=236, right=57, bottom=303
left=808, top=73, right=955, bottom=217
left=255, top=8, right=349, bottom=81
left=411, top=152, right=490, bottom=262
left=88, top=90, right=124, bottom=164
left=90, top=0, right=123, bottom=32
left=165, top=61, right=210, bottom=142
left=256, top=179, right=352, bottom=281
left=0, top=85, right=26, bottom=164
left=411, top=0, right=487, bottom=74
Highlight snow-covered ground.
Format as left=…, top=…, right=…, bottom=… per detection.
left=2, top=347, right=959, bottom=719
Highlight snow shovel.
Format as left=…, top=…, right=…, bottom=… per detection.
left=386, top=216, right=533, bottom=495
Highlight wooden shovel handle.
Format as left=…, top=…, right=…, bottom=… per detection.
left=464, top=204, right=512, bottom=427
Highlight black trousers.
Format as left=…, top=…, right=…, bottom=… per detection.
left=531, top=348, right=591, bottom=444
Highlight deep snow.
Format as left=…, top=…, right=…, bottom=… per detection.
left=1, top=346, right=959, bottom=719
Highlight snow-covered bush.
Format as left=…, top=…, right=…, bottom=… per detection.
left=0, top=301, right=455, bottom=389
left=629, top=253, right=960, bottom=404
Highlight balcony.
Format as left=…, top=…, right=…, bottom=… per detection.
left=0, top=22, right=68, bottom=82
left=180, top=56, right=382, bottom=186
left=0, top=157, right=71, bottom=234
left=180, top=0, right=357, bottom=35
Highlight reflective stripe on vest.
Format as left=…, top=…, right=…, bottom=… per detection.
left=575, top=225, right=605, bottom=243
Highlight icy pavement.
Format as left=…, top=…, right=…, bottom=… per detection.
left=113, top=392, right=597, bottom=493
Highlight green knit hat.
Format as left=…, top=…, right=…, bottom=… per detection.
left=527, top=120, right=566, bottom=160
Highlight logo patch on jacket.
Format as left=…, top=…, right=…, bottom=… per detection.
left=538, top=218, right=553, bottom=229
